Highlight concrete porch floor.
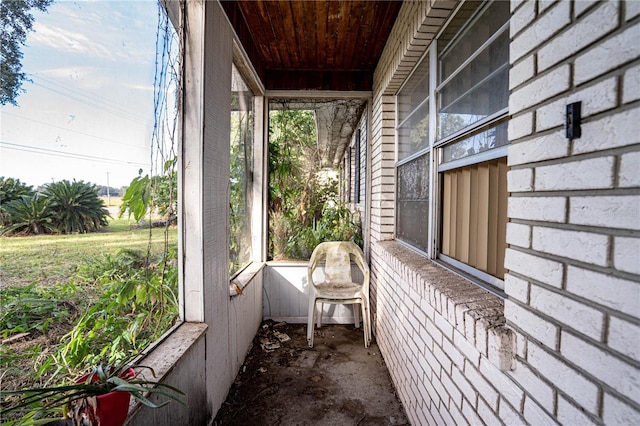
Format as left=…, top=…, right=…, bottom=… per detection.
left=214, top=320, right=409, bottom=425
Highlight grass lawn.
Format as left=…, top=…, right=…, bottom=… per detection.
left=0, top=217, right=178, bottom=400
left=0, top=218, right=177, bottom=288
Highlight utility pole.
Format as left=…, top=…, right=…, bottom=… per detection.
left=106, top=172, right=111, bottom=206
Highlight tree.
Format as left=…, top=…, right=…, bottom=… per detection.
left=0, top=176, right=35, bottom=226
left=1, top=0, right=54, bottom=105
left=0, top=176, right=34, bottom=203
left=44, top=179, right=110, bottom=233
left=0, top=193, right=58, bottom=236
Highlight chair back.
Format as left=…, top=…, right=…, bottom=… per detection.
left=308, top=241, right=369, bottom=287
left=324, top=248, right=352, bottom=283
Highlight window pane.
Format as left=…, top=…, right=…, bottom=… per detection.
left=439, top=1, right=510, bottom=81
left=397, top=153, right=430, bottom=252
left=437, top=1, right=509, bottom=139
left=230, top=65, right=254, bottom=275
left=397, top=57, right=429, bottom=123
left=442, top=121, right=508, bottom=163
left=398, top=102, right=429, bottom=161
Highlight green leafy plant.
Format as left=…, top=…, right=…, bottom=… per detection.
left=44, top=180, right=110, bottom=234
left=51, top=248, right=179, bottom=370
left=1, top=361, right=185, bottom=426
left=0, top=177, right=34, bottom=204
left=0, top=194, right=59, bottom=236
left=119, top=160, right=177, bottom=223
left=0, top=281, right=77, bottom=339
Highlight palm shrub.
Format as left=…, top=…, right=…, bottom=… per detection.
left=0, top=177, right=34, bottom=204
left=44, top=180, right=110, bottom=234
left=0, top=194, right=58, bottom=236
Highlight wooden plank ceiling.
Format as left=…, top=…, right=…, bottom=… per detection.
left=221, top=0, right=403, bottom=91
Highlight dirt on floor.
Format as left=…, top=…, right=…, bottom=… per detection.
left=214, top=320, right=409, bottom=426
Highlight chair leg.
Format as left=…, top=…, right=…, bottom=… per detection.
left=353, top=303, right=360, bottom=328
left=307, top=298, right=316, bottom=348
left=317, top=302, right=324, bottom=328
left=361, top=301, right=370, bottom=348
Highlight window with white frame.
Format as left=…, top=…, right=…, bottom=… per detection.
left=396, top=0, right=510, bottom=289
left=229, top=64, right=255, bottom=276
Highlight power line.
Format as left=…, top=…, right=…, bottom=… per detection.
left=2, top=111, right=149, bottom=150
left=0, top=141, right=148, bottom=167
left=28, top=73, right=150, bottom=124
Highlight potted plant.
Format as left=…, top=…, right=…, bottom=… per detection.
left=0, top=362, right=185, bottom=426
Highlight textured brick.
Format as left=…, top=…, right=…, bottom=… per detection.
left=573, top=107, right=640, bottom=155
left=441, top=371, right=462, bottom=407
left=506, top=222, right=531, bottom=249
left=535, top=157, right=615, bottom=191
left=509, top=65, right=571, bottom=112
left=619, top=150, right=640, bottom=188
left=536, top=78, right=618, bottom=132
left=509, top=360, right=555, bottom=412
left=575, top=0, right=599, bottom=17
left=433, top=342, right=453, bottom=375
left=528, top=343, right=599, bottom=413
left=464, top=363, right=498, bottom=410
left=566, top=266, right=639, bottom=318
left=504, top=249, right=564, bottom=288
left=508, top=196, right=566, bottom=223
left=608, top=315, right=640, bottom=362
left=504, top=273, right=529, bottom=303
left=532, top=226, right=609, bottom=266
left=435, top=312, right=454, bottom=340
left=531, top=284, right=604, bottom=340
left=509, top=55, right=535, bottom=90
left=508, top=131, right=570, bottom=166
left=508, top=168, right=533, bottom=192
left=538, top=1, right=618, bottom=71
left=453, top=330, right=480, bottom=368
left=461, top=396, right=484, bottom=426
left=442, top=337, right=464, bottom=370
left=623, top=64, right=640, bottom=104
left=569, top=195, right=640, bottom=230
left=510, top=0, right=535, bottom=37
left=557, top=395, right=599, bottom=426
left=575, top=22, right=640, bottom=85
left=561, top=331, right=639, bottom=401
left=627, top=0, right=640, bottom=21
left=505, top=300, right=558, bottom=349
left=452, top=367, right=477, bottom=407
left=477, top=394, right=501, bottom=425
left=499, top=400, right=527, bottom=426
left=614, top=236, right=640, bottom=275
left=487, top=326, right=516, bottom=371
left=535, top=156, right=615, bottom=191
left=510, top=0, right=571, bottom=63
left=479, top=358, right=525, bottom=409
left=522, top=395, right=556, bottom=426
left=603, top=393, right=640, bottom=425
left=508, top=111, right=534, bottom=140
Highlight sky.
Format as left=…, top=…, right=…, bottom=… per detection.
left=0, top=0, right=163, bottom=189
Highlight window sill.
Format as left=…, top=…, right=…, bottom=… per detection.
left=125, top=322, right=208, bottom=422
left=230, top=261, right=265, bottom=297
left=377, top=240, right=515, bottom=371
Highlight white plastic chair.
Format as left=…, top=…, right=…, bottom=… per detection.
left=306, top=241, right=371, bottom=348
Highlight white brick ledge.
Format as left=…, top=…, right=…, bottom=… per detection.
left=376, top=240, right=516, bottom=371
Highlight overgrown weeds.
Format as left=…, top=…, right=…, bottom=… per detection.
left=0, top=223, right=179, bottom=421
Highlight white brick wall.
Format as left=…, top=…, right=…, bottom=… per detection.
left=367, top=0, right=640, bottom=425
left=506, top=1, right=640, bottom=424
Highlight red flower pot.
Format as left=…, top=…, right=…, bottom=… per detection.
left=73, top=368, right=136, bottom=426
left=93, top=391, right=130, bottom=426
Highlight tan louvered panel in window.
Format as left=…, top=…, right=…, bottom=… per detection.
left=441, top=157, right=507, bottom=279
